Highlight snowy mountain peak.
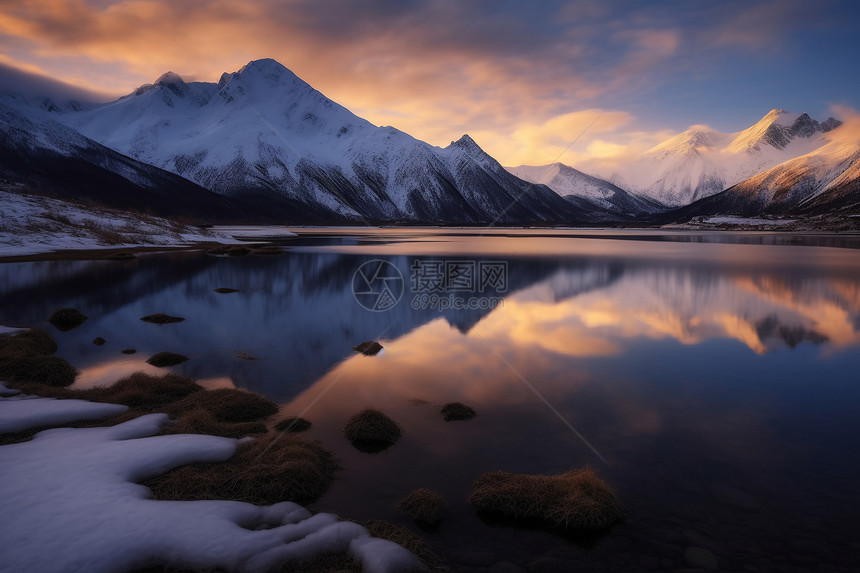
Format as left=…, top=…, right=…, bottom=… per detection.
left=234, top=58, right=303, bottom=87
left=726, top=109, right=822, bottom=153
left=449, top=134, right=481, bottom=153
left=821, top=117, right=843, bottom=132
left=154, top=71, right=185, bottom=87
left=645, top=126, right=726, bottom=159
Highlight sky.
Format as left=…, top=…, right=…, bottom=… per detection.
left=1, top=0, right=859, bottom=174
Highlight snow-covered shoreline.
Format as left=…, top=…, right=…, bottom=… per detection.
left=0, top=189, right=297, bottom=258
left=0, top=380, right=421, bottom=573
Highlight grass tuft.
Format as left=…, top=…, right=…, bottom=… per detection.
left=398, top=488, right=447, bottom=526
left=75, top=372, right=204, bottom=410
left=275, top=416, right=312, bottom=433
left=48, top=308, right=88, bottom=331
left=214, top=288, right=239, bottom=294
left=143, top=433, right=337, bottom=506
left=440, top=402, right=476, bottom=421
left=140, top=314, right=185, bottom=324
left=92, top=337, right=106, bottom=346
left=165, top=388, right=279, bottom=423
left=163, top=407, right=267, bottom=439
left=0, top=355, right=77, bottom=387
left=363, top=520, right=445, bottom=571
left=343, top=408, right=401, bottom=453
left=468, top=467, right=624, bottom=531
left=0, top=329, right=58, bottom=356
left=146, top=352, right=189, bottom=367
left=121, top=349, right=137, bottom=354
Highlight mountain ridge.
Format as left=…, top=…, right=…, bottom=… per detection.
left=56, top=59, right=607, bottom=225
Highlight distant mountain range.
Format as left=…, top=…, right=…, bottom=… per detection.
left=1, top=58, right=858, bottom=227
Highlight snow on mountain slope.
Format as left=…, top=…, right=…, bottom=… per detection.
left=507, top=162, right=662, bottom=216
left=0, top=94, right=247, bottom=221
left=615, top=110, right=835, bottom=207
left=670, top=120, right=860, bottom=218
left=60, top=59, right=593, bottom=224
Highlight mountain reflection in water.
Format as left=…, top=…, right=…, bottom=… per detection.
left=1, top=230, right=858, bottom=569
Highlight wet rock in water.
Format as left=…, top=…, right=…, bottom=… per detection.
left=48, top=308, right=88, bottom=331
left=146, top=352, right=189, bottom=367
left=684, top=546, right=718, bottom=571
left=233, top=351, right=258, bottom=361
left=353, top=340, right=383, bottom=356
left=441, top=402, right=476, bottom=421
left=121, top=349, right=136, bottom=355
left=141, top=314, right=185, bottom=325
left=214, top=288, right=240, bottom=294
left=343, top=408, right=401, bottom=453
left=275, top=417, right=312, bottom=433
left=92, top=337, right=106, bottom=346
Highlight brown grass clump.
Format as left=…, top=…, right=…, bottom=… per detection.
left=0, top=329, right=58, bottom=356
left=214, top=287, right=239, bottom=294
left=48, top=308, right=88, bottom=331
left=440, top=402, right=476, bottom=421
left=399, top=488, right=447, bottom=526
left=146, top=352, right=189, bottom=367
left=0, top=355, right=77, bottom=387
left=6, top=372, right=202, bottom=409
left=92, top=337, right=106, bottom=346
left=343, top=408, right=402, bottom=453
left=468, top=467, right=624, bottom=531
left=275, top=416, right=312, bottom=433
left=77, top=372, right=204, bottom=410
left=352, top=341, right=383, bottom=356
left=165, top=388, right=279, bottom=423
left=140, top=314, right=185, bottom=324
left=363, top=520, right=445, bottom=571
left=121, top=349, right=137, bottom=354
left=143, top=433, right=337, bottom=506
left=163, top=407, right=267, bottom=439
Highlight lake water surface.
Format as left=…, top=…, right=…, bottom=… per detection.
left=2, top=229, right=859, bottom=571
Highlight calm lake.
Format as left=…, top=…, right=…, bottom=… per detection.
left=2, top=228, right=859, bottom=571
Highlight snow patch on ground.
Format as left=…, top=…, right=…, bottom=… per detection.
left=0, top=385, right=422, bottom=572
left=0, top=189, right=249, bottom=257
left=0, top=383, right=128, bottom=432
left=702, top=216, right=797, bottom=226
left=210, top=225, right=298, bottom=239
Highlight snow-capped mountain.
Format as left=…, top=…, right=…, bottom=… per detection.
left=507, top=162, right=663, bottom=216
left=56, top=59, right=598, bottom=224
left=674, top=120, right=860, bottom=217
left=613, top=110, right=839, bottom=207
left=0, top=93, right=246, bottom=221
